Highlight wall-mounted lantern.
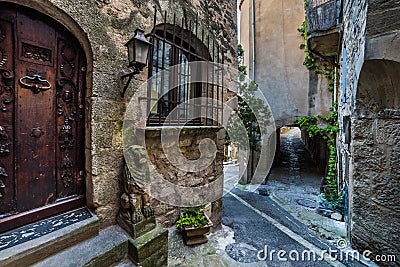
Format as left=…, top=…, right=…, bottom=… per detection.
left=121, top=28, right=152, bottom=97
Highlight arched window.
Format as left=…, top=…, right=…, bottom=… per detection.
left=146, top=22, right=223, bottom=126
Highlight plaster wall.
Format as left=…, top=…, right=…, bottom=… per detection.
left=240, top=0, right=332, bottom=128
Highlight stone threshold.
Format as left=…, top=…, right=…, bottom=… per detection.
left=0, top=208, right=99, bottom=267
left=0, top=208, right=93, bottom=251
left=33, top=224, right=168, bottom=267
left=32, top=225, right=131, bottom=267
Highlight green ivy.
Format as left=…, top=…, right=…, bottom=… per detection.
left=297, top=2, right=342, bottom=212
left=297, top=19, right=318, bottom=73
left=294, top=103, right=343, bottom=214
left=298, top=15, right=335, bottom=92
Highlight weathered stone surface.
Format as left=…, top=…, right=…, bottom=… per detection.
left=151, top=199, right=180, bottom=227
left=210, top=198, right=223, bottom=231
left=0, top=215, right=99, bottom=267
left=337, top=1, right=400, bottom=264
left=390, top=143, right=400, bottom=177
left=366, top=0, right=400, bottom=37
left=91, top=148, right=123, bottom=176
left=91, top=98, right=125, bottom=122
left=145, top=127, right=224, bottom=227
left=33, top=225, right=129, bottom=267
left=352, top=119, right=373, bottom=141
left=96, top=204, right=119, bottom=228
left=376, top=120, right=400, bottom=145
left=92, top=121, right=123, bottom=149
left=128, top=224, right=168, bottom=266
left=117, top=215, right=156, bottom=239
left=3, top=0, right=236, bottom=236
left=352, top=142, right=387, bottom=172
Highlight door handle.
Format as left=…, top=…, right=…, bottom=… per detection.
left=19, top=74, right=51, bottom=94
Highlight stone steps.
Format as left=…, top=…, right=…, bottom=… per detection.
left=32, top=225, right=131, bottom=267
left=0, top=209, right=168, bottom=267
left=0, top=209, right=99, bottom=267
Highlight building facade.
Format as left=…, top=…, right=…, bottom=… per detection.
left=337, top=0, right=400, bottom=264
left=0, top=0, right=237, bottom=265
left=239, top=0, right=333, bottom=181
left=239, top=0, right=332, bottom=129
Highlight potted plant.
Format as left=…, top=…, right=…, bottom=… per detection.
left=176, top=207, right=213, bottom=246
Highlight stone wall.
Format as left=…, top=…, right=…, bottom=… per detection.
left=350, top=59, right=400, bottom=264
left=339, top=0, right=400, bottom=264
left=2, top=0, right=237, bottom=229
left=145, top=127, right=225, bottom=227
left=337, top=0, right=368, bottom=235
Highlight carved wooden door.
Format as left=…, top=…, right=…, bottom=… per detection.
left=0, top=5, right=86, bottom=232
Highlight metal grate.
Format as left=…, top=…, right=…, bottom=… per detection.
left=306, top=0, right=342, bottom=34
left=146, top=7, right=224, bottom=126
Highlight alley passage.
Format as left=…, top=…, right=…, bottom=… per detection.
left=169, top=128, right=364, bottom=266
left=269, top=127, right=322, bottom=191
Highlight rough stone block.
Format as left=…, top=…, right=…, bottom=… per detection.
left=376, top=120, right=400, bottom=145
left=128, top=224, right=168, bottom=266
left=352, top=119, right=373, bottom=141
left=117, top=215, right=156, bottom=239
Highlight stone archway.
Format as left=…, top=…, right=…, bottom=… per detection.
left=351, top=59, right=400, bottom=259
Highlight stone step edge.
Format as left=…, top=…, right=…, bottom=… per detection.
left=0, top=212, right=99, bottom=267
left=32, top=225, right=131, bottom=267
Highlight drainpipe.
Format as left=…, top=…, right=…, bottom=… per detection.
left=333, top=67, right=337, bottom=103
left=251, top=0, right=255, bottom=80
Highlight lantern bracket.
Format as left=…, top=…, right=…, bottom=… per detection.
left=120, top=66, right=141, bottom=97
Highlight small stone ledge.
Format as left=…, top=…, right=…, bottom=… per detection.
left=117, top=215, right=156, bottom=239
left=32, top=225, right=129, bottom=267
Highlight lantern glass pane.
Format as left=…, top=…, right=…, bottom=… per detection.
left=135, top=40, right=149, bottom=65
left=127, top=41, right=134, bottom=64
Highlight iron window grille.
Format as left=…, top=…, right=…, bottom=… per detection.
left=146, top=9, right=224, bottom=126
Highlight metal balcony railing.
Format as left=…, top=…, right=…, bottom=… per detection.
left=306, top=0, right=342, bottom=34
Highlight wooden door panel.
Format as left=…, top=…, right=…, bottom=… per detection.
left=0, top=4, right=86, bottom=230
left=17, top=11, right=55, bottom=67
left=55, top=38, right=80, bottom=199
left=16, top=61, right=56, bottom=211
left=0, top=17, right=16, bottom=215
left=15, top=10, right=57, bottom=212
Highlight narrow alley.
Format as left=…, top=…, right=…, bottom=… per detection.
left=0, top=1, right=398, bottom=266
left=167, top=128, right=366, bottom=266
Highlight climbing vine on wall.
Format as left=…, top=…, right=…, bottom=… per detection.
left=297, top=4, right=343, bottom=214
left=298, top=19, right=335, bottom=93
left=226, top=44, right=272, bottom=152
left=295, top=103, right=343, bottom=214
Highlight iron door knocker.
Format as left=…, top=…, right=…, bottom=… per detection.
left=19, top=74, right=51, bottom=94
